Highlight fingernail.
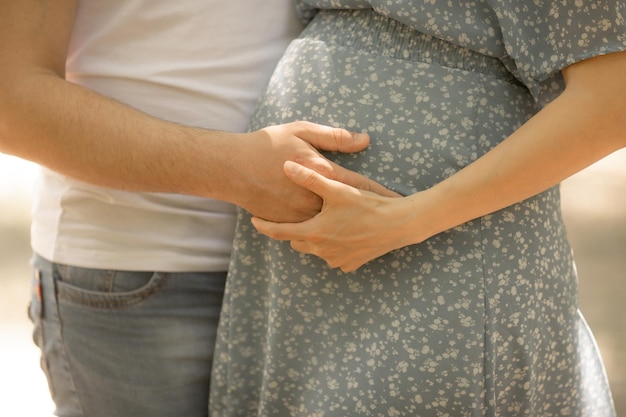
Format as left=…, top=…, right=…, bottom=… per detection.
left=284, top=161, right=301, bottom=174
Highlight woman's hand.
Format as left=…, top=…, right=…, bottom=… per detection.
left=254, top=52, right=626, bottom=272
left=251, top=161, right=413, bottom=272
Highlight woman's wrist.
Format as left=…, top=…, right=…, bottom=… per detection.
left=401, top=182, right=473, bottom=247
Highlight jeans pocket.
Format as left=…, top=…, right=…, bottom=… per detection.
left=28, top=267, right=57, bottom=399
left=53, top=263, right=168, bottom=309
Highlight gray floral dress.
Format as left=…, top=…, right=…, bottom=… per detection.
left=210, top=2, right=625, bottom=416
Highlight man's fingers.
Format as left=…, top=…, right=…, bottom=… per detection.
left=293, top=121, right=370, bottom=153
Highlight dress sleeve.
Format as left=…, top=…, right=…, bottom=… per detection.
left=489, top=0, right=626, bottom=105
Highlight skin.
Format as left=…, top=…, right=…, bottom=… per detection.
left=0, top=0, right=397, bottom=224
left=252, top=51, right=626, bottom=271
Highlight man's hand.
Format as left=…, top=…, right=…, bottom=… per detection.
left=231, top=121, right=399, bottom=223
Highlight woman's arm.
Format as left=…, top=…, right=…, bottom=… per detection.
left=252, top=51, right=626, bottom=270
left=0, top=0, right=395, bottom=223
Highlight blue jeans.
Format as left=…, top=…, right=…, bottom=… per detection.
left=28, top=254, right=226, bottom=417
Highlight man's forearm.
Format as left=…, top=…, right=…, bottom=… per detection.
left=0, top=70, right=241, bottom=199
left=0, top=0, right=394, bottom=224
left=0, top=70, right=398, bottom=222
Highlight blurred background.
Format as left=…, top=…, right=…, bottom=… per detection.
left=1, top=150, right=624, bottom=415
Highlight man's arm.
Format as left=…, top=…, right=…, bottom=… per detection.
left=0, top=0, right=396, bottom=223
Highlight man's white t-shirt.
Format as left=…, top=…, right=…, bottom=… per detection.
left=31, top=0, right=304, bottom=271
